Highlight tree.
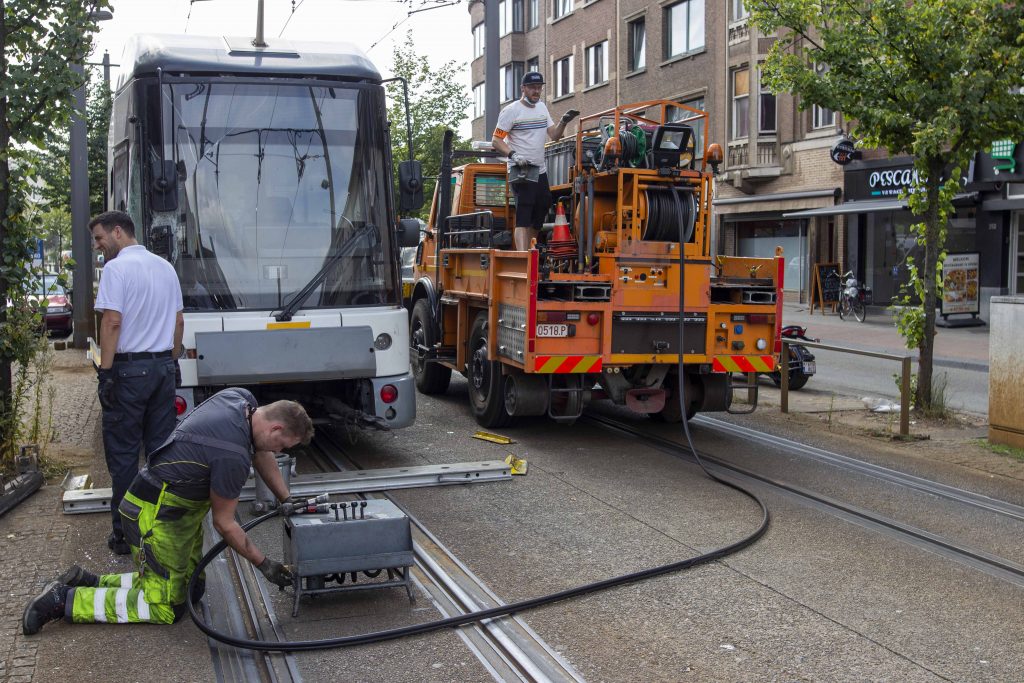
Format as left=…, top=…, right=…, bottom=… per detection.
left=748, top=0, right=1024, bottom=409
left=1, top=1, right=109, bottom=461
left=34, top=74, right=112, bottom=217
left=385, top=32, right=472, bottom=220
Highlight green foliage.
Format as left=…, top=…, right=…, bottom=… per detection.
left=748, top=0, right=1024, bottom=408
left=1, top=0, right=110, bottom=467
left=33, top=73, right=113, bottom=217
left=385, top=31, right=472, bottom=219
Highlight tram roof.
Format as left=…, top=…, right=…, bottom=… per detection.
left=117, top=33, right=381, bottom=88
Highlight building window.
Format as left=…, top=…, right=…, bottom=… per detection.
left=666, top=97, right=704, bottom=157
left=758, top=70, right=776, bottom=134
left=499, top=0, right=523, bottom=35
left=554, top=0, right=571, bottom=20
left=501, top=62, right=525, bottom=102
left=585, top=41, right=608, bottom=87
left=731, top=0, right=748, bottom=21
left=664, top=0, right=705, bottom=59
left=732, top=67, right=749, bottom=140
left=472, top=23, right=484, bottom=59
left=527, top=0, right=539, bottom=29
left=628, top=18, right=645, bottom=71
left=473, top=83, right=485, bottom=119
left=555, top=55, right=574, bottom=97
left=527, top=57, right=539, bottom=74
left=812, top=104, right=835, bottom=129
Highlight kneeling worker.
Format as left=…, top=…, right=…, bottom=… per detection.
left=23, top=388, right=314, bottom=634
left=492, top=71, right=578, bottom=250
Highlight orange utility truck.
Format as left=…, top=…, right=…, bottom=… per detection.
left=408, top=100, right=781, bottom=427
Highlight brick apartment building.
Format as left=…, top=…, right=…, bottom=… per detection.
left=467, top=0, right=843, bottom=301
left=467, top=0, right=1018, bottom=314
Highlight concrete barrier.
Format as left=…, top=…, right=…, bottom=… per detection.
left=988, top=296, right=1024, bottom=448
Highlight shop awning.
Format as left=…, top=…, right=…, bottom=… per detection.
left=783, top=199, right=905, bottom=217
left=783, top=193, right=978, bottom=218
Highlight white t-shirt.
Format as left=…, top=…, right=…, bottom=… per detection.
left=94, top=244, right=183, bottom=354
left=494, top=99, right=554, bottom=174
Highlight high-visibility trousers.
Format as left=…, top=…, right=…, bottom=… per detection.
left=69, top=475, right=209, bottom=625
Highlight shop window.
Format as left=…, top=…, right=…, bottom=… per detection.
left=628, top=18, right=646, bottom=72
left=664, top=0, right=705, bottom=59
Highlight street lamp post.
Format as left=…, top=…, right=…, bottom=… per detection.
left=71, top=10, right=113, bottom=349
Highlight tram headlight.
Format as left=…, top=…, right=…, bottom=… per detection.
left=374, top=333, right=392, bottom=350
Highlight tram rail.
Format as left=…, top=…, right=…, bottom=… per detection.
left=582, top=412, right=1024, bottom=589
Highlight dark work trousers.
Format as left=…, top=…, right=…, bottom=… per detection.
left=99, top=357, right=177, bottom=538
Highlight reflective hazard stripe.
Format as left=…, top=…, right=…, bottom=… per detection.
left=137, top=591, right=151, bottom=621
left=114, top=589, right=129, bottom=623
left=93, top=588, right=108, bottom=622
left=534, top=356, right=603, bottom=373
left=712, top=355, right=775, bottom=373
left=119, top=573, right=133, bottom=588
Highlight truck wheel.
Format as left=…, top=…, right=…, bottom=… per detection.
left=651, top=370, right=699, bottom=422
left=467, top=313, right=514, bottom=428
left=411, top=299, right=451, bottom=394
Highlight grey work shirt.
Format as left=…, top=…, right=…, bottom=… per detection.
left=148, top=388, right=256, bottom=500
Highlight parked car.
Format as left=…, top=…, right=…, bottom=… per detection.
left=34, top=275, right=73, bottom=337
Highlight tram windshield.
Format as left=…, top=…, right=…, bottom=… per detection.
left=162, top=80, right=396, bottom=311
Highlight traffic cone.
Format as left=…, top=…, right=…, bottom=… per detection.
left=552, top=204, right=571, bottom=243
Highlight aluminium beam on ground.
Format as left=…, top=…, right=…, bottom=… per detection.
left=61, top=460, right=514, bottom=514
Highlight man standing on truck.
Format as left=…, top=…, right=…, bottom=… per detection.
left=491, top=72, right=578, bottom=250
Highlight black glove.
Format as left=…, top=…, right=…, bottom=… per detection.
left=508, top=151, right=531, bottom=168
left=560, top=109, right=579, bottom=125
left=97, top=367, right=116, bottom=410
left=257, top=557, right=293, bottom=588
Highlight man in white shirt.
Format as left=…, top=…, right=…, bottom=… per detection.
left=491, top=71, right=579, bottom=250
left=89, top=210, right=184, bottom=555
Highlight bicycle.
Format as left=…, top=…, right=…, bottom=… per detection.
left=837, top=270, right=867, bottom=322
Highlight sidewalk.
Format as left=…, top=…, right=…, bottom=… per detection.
left=780, top=301, right=990, bottom=371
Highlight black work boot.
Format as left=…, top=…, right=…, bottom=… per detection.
left=57, top=565, right=99, bottom=588
left=23, top=582, right=69, bottom=635
left=107, top=532, right=130, bottom=556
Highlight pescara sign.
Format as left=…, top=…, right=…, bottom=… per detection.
left=830, top=136, right=861, bottom=165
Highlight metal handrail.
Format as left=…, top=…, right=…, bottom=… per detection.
left=780, top=339, right=913, bottom=437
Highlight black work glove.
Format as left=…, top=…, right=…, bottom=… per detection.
left=560, top=109, right=579, bottom=125
left=257, top=557, right=293, bottom=588
left=97, top=367, right=116, bottom=410
left=508, top=150, right=531, bottom=168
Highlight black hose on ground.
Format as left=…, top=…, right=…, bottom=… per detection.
left=186, top=187, right=771, bottom=654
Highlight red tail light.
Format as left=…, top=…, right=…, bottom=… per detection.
left=174, top=395, right=188, bottom=416
left=586, top=312, right=600, bottom=326
left=380, top=384, right=398, bottom=404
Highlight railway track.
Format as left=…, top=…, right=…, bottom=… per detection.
left=582, top=412, right=1024, bottom=589
left=206, top=427, right=583, bottom=683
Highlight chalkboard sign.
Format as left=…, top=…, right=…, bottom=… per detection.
left=812, top=263, right=841, bottom=314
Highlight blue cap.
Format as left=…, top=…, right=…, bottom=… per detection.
left=521, top=71, right=544, bottom=86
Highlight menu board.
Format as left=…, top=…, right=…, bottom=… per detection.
left=940, top=252, right=980, bottom=316
left=811, top=263, right=841, bottom=313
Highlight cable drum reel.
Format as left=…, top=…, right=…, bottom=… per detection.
left=638, top=187, right=697, bottom=243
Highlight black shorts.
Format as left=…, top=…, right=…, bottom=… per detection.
left=511, top=173, right=552, bottom=230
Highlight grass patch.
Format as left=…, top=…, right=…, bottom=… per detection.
left=976, top=439, right=1024, bottom=462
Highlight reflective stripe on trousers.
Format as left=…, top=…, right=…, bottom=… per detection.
left=70, top=477, right=210, bottom=625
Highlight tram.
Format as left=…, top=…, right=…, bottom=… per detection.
left=103, top=33, right=422, bottom=428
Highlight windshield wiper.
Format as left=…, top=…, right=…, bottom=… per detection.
left=272, top=222, right=377, bottom=322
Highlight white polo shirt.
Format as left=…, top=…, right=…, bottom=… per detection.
left=94, top=245, right=183, bottom=354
